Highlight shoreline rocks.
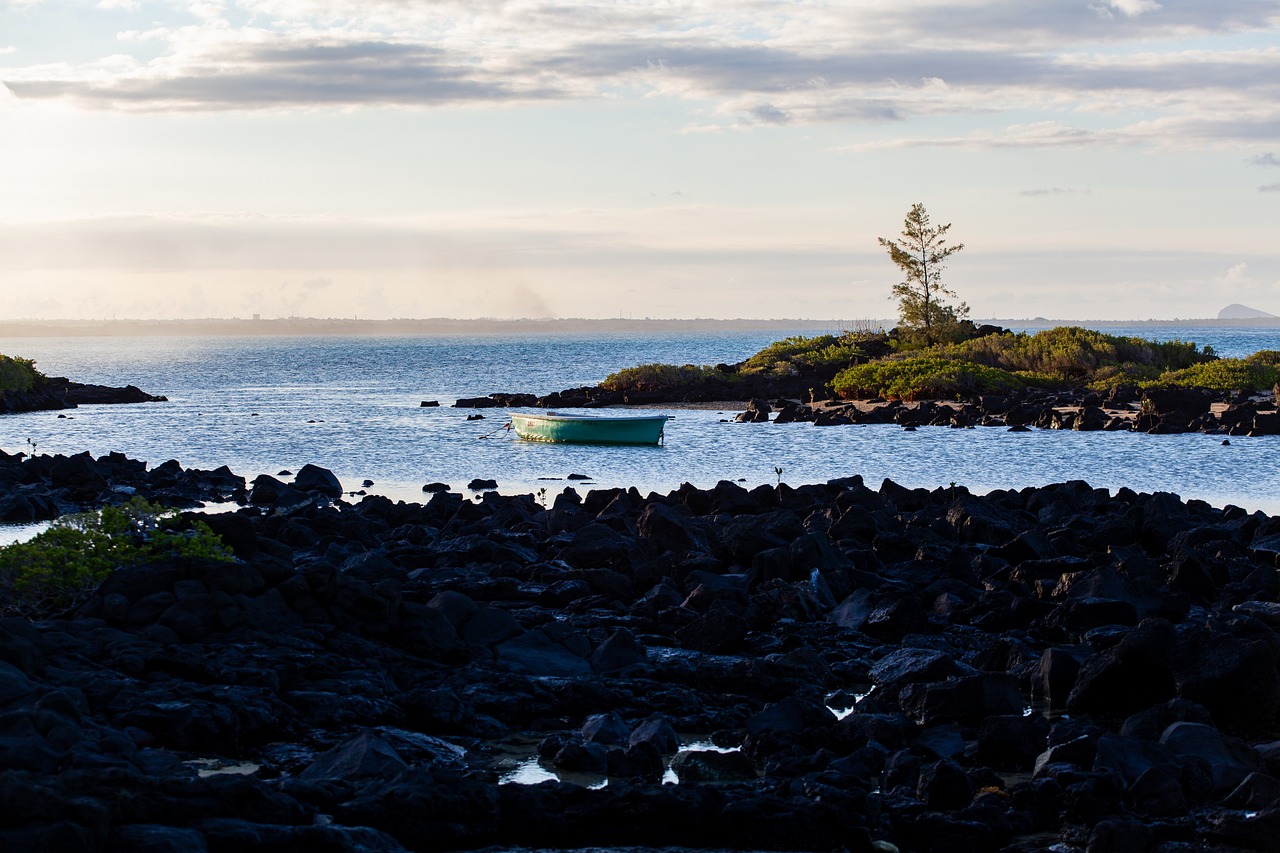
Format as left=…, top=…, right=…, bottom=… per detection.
left=0, top=376, right=167, bottom=415
left=2, top=456, right=1280, bottom=850
left=455, top=384, right=1280, bottom=437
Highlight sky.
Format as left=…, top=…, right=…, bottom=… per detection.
left=1, top=0, right=1278, bottom=322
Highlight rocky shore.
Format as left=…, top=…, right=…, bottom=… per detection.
left=457, top=386, right=1280, bottom=437
left=0, top=376, right=167, bottom=415
left=3, top=452, right=1280, bottom=851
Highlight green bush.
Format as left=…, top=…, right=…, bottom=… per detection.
left=925, top=327, right=1213, bottom=379
left=0, top=498, right=235, bottom=614
left=1147, top=359, right=1280, bottom=392
left=1082, top=364, right=1162, bottom=392
left=738, top=333, right=869, bottom=375
left=0, top=354, right=41, bottom=393
left=1246, top=350, right=1280, bottom=366
left=600, top=362, right=729, bottom=393
left=833, top=358, right=1024, bottom=400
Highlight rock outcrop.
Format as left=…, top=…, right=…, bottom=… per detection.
left=2, top=458, right=1280, bottom=851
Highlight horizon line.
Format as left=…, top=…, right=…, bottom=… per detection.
left=1, top=315, right=1276, bottom=325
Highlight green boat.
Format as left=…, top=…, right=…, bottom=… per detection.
left=508, top=411, right=670, bottom=445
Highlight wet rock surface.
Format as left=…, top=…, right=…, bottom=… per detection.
left=2, top=457, right=1280, bottom=851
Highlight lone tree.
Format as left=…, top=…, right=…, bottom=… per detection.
left=879, top=203, right=968, bottom=346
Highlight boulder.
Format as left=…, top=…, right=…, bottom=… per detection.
left=898, top=673, right=1025, bottom=726
left=628, top=715, right=681, bottom=754
left=734, top=398, right=772, bottom=423
left=589, top=628, right=647, bottom=675
left=298, top=731, right=409, bottom=782
left=1159, top=721, right=1261, bottom=792
left=292, top=464, right=343, bottom=499
left=580, top=712, right=631, bottom=746
left=495, top=629, right=592, bottom=678
left=917, top=758, right=972, bottom=810
left=1066, top=619, right=1178, bottom=718
left=606, top=741, right=664, bottom=781
left=671, top=749, right=756, bottom=782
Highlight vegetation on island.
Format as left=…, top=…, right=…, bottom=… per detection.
left=602, top=324, right=1271, bottom=402
left=603, top=203, right=1279, bottom=402
left=829, top=326, right=1232, bottom=399
left=0, top=354, right=42, bottom=394
left=0, top=497, right=234, bottom=615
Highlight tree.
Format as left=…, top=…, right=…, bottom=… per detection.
left=879, top=203, right=968, bottom=346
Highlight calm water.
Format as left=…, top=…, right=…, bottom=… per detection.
left=1, top=326, right=1278, bottom=517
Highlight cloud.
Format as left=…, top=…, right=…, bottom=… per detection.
left=0, top=0, right=1276, bottom=149
left=1104, top=0, right=1162, bottom=18
left=1217, top=262, right=1251, bottom=286
left=1019, top=187, right=1091, bottom=196
left=1261, top=183, right=1280, bottom=192
left=1251, top=152, right=1280, bottom=166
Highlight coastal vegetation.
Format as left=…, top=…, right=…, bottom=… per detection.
left=831, top=326, right=1231, bottom=399
left=0, top=353, right=41, bottom=394
left=601, top=325, right=1273, bottom=402
left=0, top=497, right=233, bottom=614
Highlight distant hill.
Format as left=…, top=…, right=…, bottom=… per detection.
left=1219, top=303, right=1277, bottom=319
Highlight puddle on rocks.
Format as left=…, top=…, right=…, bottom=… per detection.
left=825, top=687, right=872, bottom=720
left=185, top=757, right=261, bottom=778
left=0, top=520, right=52, bottom=546
left=496, top=737, right=743, bottom=788
left=496, top=686, right=880, bottom=788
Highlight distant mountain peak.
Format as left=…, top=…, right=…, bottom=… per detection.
left=1218, top=303, right=1277, bottom=319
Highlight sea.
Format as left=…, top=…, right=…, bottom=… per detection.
left=1, top=324, right=1279, bottom=545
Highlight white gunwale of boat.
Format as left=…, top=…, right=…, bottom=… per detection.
left=509, top=410, right=670, bottom=423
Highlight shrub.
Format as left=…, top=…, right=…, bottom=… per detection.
left=0, top=354, right=41, bottom=393
left=934, top=327, right=1212, bottom=376
left=1246, top=350, right=1280, bottom=366
left=0, top=498, right=235, bottom=614
left=738, top=333, right=869, bottom=375
left=600, top=362, right=727, bottom=393
left=908, top=327, right=1215, bottom=389
left=833, top=358, right=1024, bottom=400
left=1083, top=364, right=1163, bottom=392
left=1147, top=359, right=1280, bottom=392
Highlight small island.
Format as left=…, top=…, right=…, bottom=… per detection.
left=457, top=324, right=1280, bottom=436
left=0, top=353, right=167, bottom=415
left=458, top=205, right=1280, bottom=437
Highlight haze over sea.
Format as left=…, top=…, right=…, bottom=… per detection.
left=1, top=324, right=1278, bottom=524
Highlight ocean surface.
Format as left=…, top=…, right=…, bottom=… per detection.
left=2, top=324, right=1279, bottom=533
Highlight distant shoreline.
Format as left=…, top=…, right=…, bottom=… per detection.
left=1, top=316, right=1278, bottom=338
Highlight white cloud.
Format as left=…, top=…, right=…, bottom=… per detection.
left=0, top=0, right=1275, bottom=150
left=1218, top=262, right=1251, bottom=286
left=1108, top=0, right=1162, bottom=18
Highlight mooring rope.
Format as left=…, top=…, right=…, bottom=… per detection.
left=478, top=421, right=513, bottom=440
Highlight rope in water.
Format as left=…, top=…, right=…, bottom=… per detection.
left=477, top=421, right=513, bottom=440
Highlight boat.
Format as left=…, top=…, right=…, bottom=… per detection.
left=507, top=410, right=670, bottom=445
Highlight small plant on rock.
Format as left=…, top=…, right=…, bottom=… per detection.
left=0, top=497, right=234, bottom=616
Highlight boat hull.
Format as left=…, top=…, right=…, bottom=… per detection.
left=509, top=411, right=669, bottom=445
